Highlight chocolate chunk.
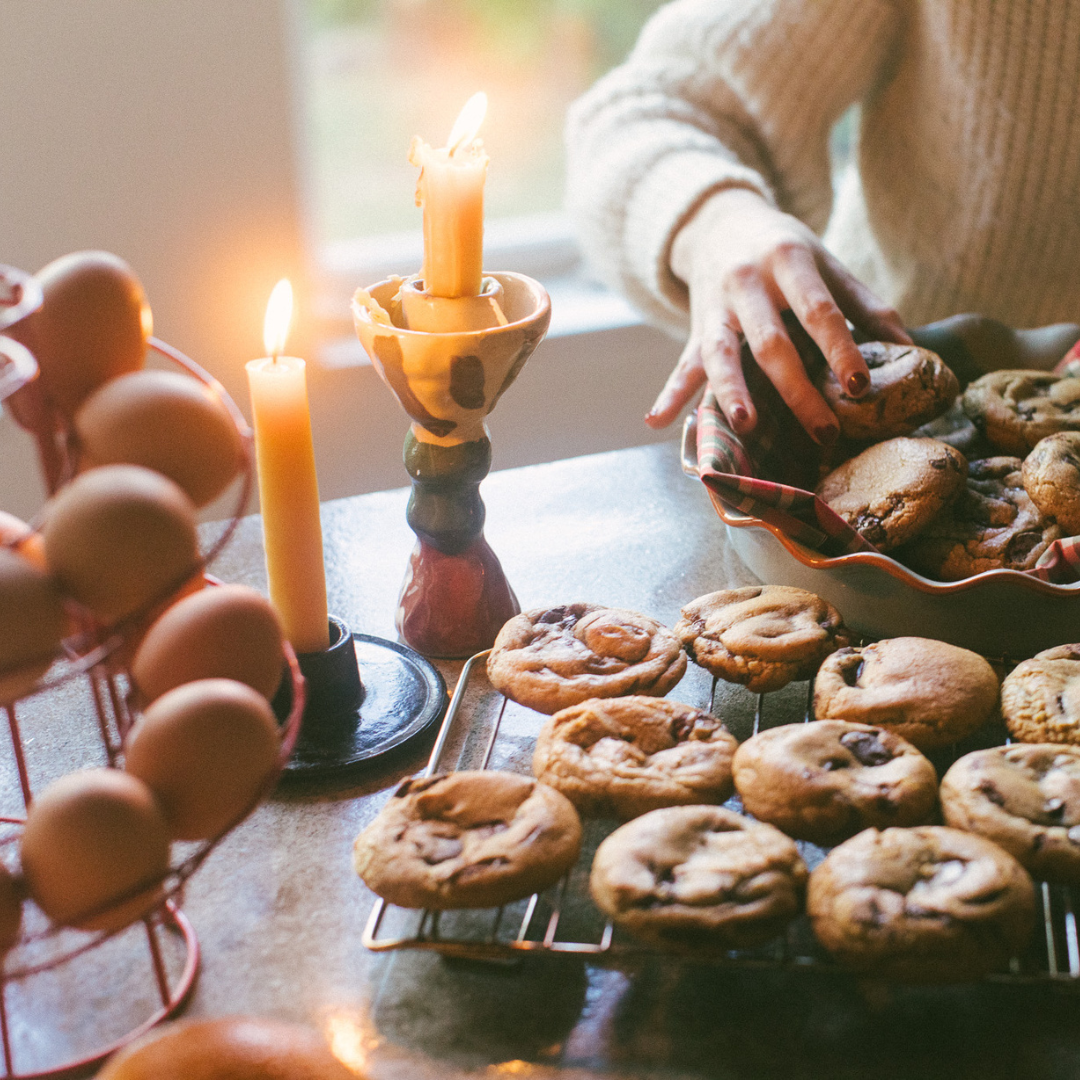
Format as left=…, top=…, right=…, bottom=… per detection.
left=840, top=730, right=894, bottom=767
left=977, top=779, right=1006, bottom=807
left=1006, top=530, right=1043, bottom=563
left=836, top=650, right=865, bottom=688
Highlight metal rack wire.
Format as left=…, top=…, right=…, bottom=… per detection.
left=362, top=649, right=1080, bottom=986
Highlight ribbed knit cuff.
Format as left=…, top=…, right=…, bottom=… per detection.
left=623, top=146, right=775, bottom=332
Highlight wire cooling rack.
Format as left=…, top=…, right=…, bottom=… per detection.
left=362, top=649, right=1080, bottom=985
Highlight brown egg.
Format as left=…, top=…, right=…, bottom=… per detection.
left=41, top=464, right=199, bottom=625
left=0, top=510, right=46, bottom=571
left=124, top=679, right=279, bottom=841
left=75, top=370, right=244, bottom=508
left=5, top=251, right=151, bottom=419
left=97, top=1017, right=359, bottom=1080
left=0, top=548, right=65, bottom=703
left=20, top=768, right=169, bottom=932
left=0, top=865, right=22, bottom=955
left=132, top=584, right=285, bottom=704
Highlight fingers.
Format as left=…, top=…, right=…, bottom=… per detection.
left=772, top=245, right=869, bottom=397
left=699, top=320, right=755, bottom=433
left=731, top=276, right=838, bottom=445
left=646, top=338, right=708, bottom=429
left=819, top=250, right=913, bottom=345
left=648, top=323, right=754, bottom=433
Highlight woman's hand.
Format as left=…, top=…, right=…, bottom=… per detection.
left=648, top=188, right=911, bottom=445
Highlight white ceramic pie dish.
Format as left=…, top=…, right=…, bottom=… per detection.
left=682, top=414, right=1080, bottom=660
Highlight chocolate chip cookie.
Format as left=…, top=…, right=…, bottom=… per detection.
left=808, top=826, right=1036, bottom=982
left=963, top=369, right=1080, bottom=455
left=732, top=721, right=938, bottom=845
left=816, top=438, right=967, bottom=551
left=590, top=805, right=807, bottom=950
left=813, top=637, right=999, bottom=751
left=1001, top=645, right=1080, bottom=745
left=1021, top=432, right=1080, bottom=536
left=941, top=745, right=1080, bottom=885
left=352, top=771, right=582, bottom=909
left=900, top=456, right=1062, bottom=579
left=533, top=697, right=736, bottom=819
left=488, top=604, right=686, bottom=715
left=818, top=342, right=958, bottom=441
left=675, top=586, right=850, bottom=693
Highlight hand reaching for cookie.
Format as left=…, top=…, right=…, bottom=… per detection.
left=649, top=188, right=912, bottom=444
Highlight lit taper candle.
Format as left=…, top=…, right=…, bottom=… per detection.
left=409, top=92, right=489, bottom=299
left=246, top=280, right=330, bottom=653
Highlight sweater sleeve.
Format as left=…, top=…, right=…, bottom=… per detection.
left=565, top=0, right=900, bottom=335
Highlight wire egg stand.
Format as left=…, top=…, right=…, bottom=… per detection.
left=0, top=263, right=305, bottom=1078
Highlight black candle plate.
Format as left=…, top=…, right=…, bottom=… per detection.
left=276, top=632, right=447, bottom=781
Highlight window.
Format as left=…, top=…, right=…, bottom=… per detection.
left=299, top=0, right=667, bottom=288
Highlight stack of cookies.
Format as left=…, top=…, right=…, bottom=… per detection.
left=352, top=588, right=1080, bottom=983
left=811, top=343, right=1080, bottom=579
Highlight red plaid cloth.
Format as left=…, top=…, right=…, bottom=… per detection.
left=694, top=337, right=1080, bottom=582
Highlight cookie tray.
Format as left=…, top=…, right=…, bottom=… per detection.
left=361, top=650, right=1080, bottom=985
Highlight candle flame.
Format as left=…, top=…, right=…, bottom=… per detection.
left=263, top=278, right=293, bottom=358
left=446, top=92, right=487, bottom=156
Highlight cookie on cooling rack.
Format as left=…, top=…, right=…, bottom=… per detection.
left=675, top=585, right=850, bottom=693
left=487, top=604, right=686, bottom=715
left=815, top=437, right=967, bottom=552
left=900, top=456, right=1062, bottom=580
left=818, top=341, right=958, bottom=441
left=1001, top=645, right=1080, bottom=745
left=812, top=637, right=999, bottom=751
left=963, top=369, right=1080, bottom=456
left=352, top=771, right=582, bottom=909
left=590, top=805, right=807, bottom=950
left=1022, top=432, right=1080, bottom=537
left=808, top=825, right=1036, bottom=982
left=732, top=720, right=938, bottom=845
left=532, top=696, right=736, bottom=819
left=941, top=744, right=1080, bottom=885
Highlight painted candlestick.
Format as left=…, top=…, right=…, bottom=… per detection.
left=352, top=271, right=550, bottom=658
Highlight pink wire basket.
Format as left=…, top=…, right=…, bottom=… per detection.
left=0, top=262, right=305, bottom=1078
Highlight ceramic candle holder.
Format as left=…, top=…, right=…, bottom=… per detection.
left=352, top=271, right=551, bottom=658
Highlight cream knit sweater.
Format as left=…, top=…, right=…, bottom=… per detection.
left=566, top=0, right=1080, bottom=336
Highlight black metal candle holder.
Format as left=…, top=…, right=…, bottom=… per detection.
left=278, top=616, right=446, bottom=780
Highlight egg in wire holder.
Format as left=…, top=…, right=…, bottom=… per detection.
left=0, top=263, right=306, bottom=1079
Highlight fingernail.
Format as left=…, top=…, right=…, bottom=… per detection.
left=847, top=371, right=869, bottom=396
left=814, top=424, right=839, bottom=447
left=645, top=408, right=658, bottom=421
left=730, top=405, right=749, bottom=429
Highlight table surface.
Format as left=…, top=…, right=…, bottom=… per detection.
left=10, top=440, right=1080, bottom=1080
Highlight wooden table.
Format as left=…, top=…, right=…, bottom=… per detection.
left=9, top=441, right=1080, bottom=1079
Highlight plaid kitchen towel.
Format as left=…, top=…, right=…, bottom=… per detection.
left=694, top=343, right=1080, bottom=582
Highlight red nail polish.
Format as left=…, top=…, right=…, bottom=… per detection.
left=814, top=424, right=839, bottom=447
left=847, top=371, right=869, bottom=396
left=731, top=405, right=749, bottom=428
